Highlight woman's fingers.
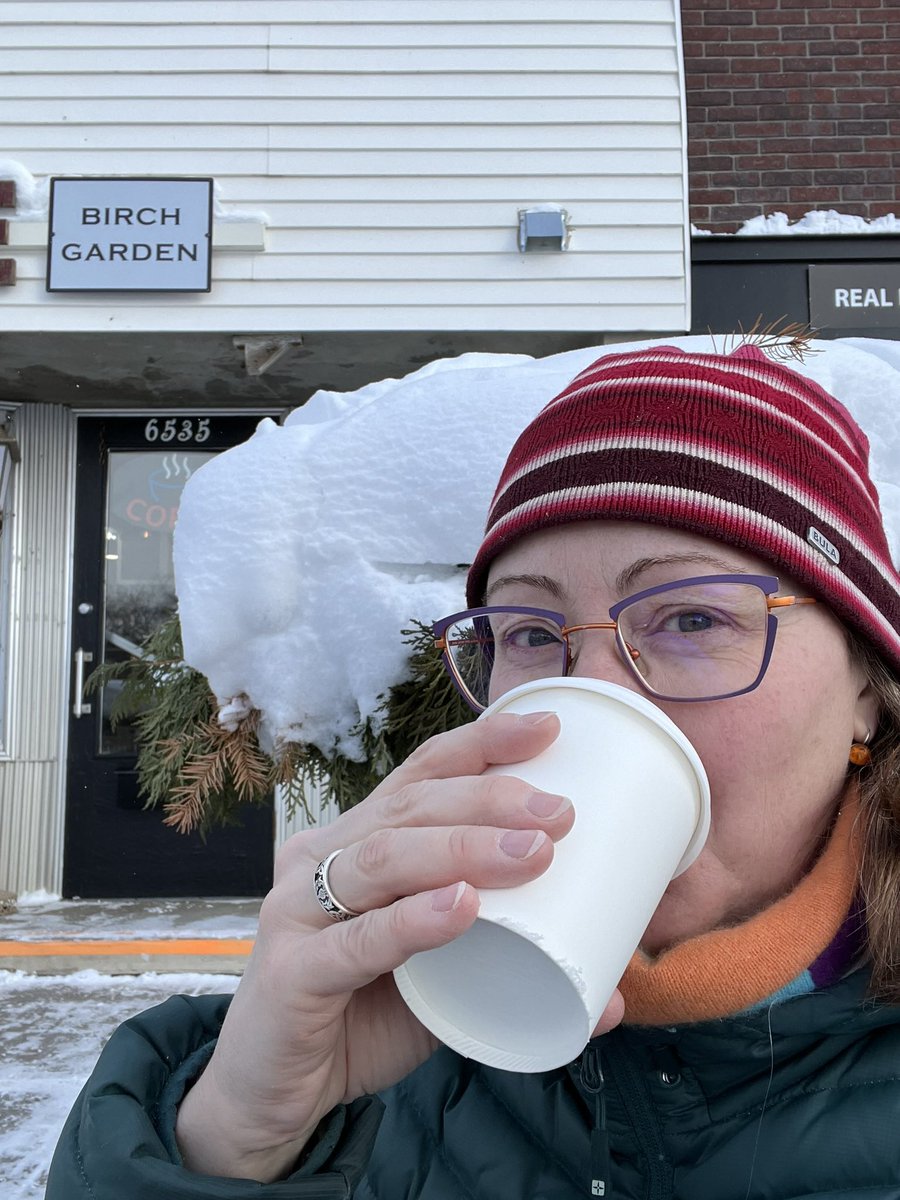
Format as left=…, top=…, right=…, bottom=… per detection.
left=384, top=711, right=561, bottom=789
left=291, top=711, right=565, bottom=865
left=300, top=883, right=481, bottom=1000
left=371, top=772, right=573, bottom=835
left=268, top=710, right=570, bottom=933
left=321, top=822, right=558, bottom=917
left=275, top=769, right=575, bottom=928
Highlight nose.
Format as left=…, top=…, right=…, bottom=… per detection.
left=566, top=628, right=641, bottom=694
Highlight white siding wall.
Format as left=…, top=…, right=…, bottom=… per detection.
left=0, top=404, right=72, bottom=896
left=0, top=0, right=689, bottom=333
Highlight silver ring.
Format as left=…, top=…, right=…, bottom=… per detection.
left=314, top=850, right=360, bottom=922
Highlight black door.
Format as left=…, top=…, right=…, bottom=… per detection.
left=64, top=413, right=277, bottom=898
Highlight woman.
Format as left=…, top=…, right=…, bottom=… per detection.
left=47, top=345, right=900, bottom=1198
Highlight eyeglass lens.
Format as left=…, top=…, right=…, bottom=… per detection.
left=443, top=580, right=771, bottom=708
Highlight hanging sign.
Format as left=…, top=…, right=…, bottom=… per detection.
left=46, top=176, right=213, bottom=292
left=809, top=264, right=900, bottom=331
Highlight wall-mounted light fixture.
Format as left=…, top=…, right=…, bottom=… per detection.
left=517, top=207, right=570, bottom=253
left=0, top=410, right=19, bottom=514
left=0, top=410, right=20, bottom=464
left=233, top=335, right=304, bottom=376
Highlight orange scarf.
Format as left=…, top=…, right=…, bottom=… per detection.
left=619, top=789, right=861, bottom=1025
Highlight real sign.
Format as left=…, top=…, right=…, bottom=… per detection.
left=47, top=177, right=213, bottom=292
left=808, top=263, right=900, bottom=331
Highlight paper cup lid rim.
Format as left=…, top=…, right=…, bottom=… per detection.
left=480, top=677, right=710, bottom=876
left=393, top=959, right=591, bottom=1073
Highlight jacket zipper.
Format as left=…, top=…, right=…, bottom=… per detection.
left=580, top=1043, right=611, bottom=1197
left=602, top=1037, right=672, bottom=1200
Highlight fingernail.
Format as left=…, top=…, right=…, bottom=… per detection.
left=526, top=791, right=571, bottom=819
left=499, top=829, right=547, bottom=859
left=517, top=711, right=556, bottom=727
left=432, top=882, right=467, bottom=912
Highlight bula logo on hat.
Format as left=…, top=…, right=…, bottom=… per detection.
left=807, top=526, right=840, bottom=565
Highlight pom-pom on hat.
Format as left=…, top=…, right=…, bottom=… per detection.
left=466, top=344, right=900, bottom=672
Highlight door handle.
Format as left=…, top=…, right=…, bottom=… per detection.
left=72, top=648, right=94, bottom=717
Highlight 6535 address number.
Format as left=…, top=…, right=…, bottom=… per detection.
left=143, top=417, right=211, bottom=444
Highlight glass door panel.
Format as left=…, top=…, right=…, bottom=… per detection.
left=100, top=450, right=213, bottom=755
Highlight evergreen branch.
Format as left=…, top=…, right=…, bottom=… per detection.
left=108, top=612, right=474, bottom=836
left=715, top=315, right=820, bottom=363
left=162, top=785, right=209, bottom=835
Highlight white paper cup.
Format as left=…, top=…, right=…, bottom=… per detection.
left=393, top=677, right=710, bottom=1073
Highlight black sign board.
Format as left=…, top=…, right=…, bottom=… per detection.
left=809, top=263, right=900, bottom=331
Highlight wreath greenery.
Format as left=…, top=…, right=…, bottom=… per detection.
left=86, top=615, right=475, bottom=835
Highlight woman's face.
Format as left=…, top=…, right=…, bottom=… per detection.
left=485, top=520, right=878, bottom=954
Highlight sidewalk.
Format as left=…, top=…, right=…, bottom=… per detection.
left=0, top=896, right=259, bottom=974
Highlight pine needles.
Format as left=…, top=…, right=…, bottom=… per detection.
left=84, top=615, right=268, bottom=835
left=711, top=315, right=821, bottom=363
left=87, top=614, right=475, bottom=835
left=161, top=710, right=273, bottom=834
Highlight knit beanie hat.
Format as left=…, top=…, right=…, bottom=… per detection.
left=466, top=344, right=900, bottom=673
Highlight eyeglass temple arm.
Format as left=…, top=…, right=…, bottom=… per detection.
left=767, top=596, right=818, bottom=609
left=434, top=634, right=495, bottom=650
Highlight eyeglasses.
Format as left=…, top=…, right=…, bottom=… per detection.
left=434, top=574, right=817, bottom=712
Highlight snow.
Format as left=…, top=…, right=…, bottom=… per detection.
left=737, top=210, right=900, bottom=236
left=1, top=897, right=259, bottom=942
left=693, top=209, right=900, bottom=237
left=0, top=157, right=268, bottom=223
left=174, top=336, right=900, bottom=759
left=14, top=890, right=61, bottom=908
left=174, top=347, right=606, bottom=758
left=0, top=969, right=239, bottom=1200
left=0, top=159, right=50, bottom=219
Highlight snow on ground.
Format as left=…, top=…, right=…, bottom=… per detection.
left=174, top=335, right=900, bottom=761
left=0, top=969, right=239, bottom=1200
left=3, top=896, right=260, bottom=942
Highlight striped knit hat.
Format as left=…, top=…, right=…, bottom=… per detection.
left=467, top=344, right=900, bottom=672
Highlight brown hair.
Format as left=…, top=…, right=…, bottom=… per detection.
left=852, top=632, right=900, bottom=1002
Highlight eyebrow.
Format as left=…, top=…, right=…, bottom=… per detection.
left=485, top=573, right=566, bottom=603
left=614, top=554, right=750, bottom=594
left=485, top=554, right=750, bottom=605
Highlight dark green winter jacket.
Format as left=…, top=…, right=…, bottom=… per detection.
left=45, top=967, right=900, bottom=1199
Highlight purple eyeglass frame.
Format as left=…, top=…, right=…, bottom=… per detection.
left=433, top=573, right=817, bottom=713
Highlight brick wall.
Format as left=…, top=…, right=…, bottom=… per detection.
left=682, top=0, right=899, bottom=232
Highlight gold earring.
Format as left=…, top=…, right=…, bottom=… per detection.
left=849, top=727, right=873, bottom=767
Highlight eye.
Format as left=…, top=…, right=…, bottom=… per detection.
left=489, top=616, right=563, bottom=654
left=662, top=609, right=716, bottom=634
left=639, top=603, right=742, bottom=644
left=506, top=624, right=562, bottom=649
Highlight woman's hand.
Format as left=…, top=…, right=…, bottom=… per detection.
left=175, top=711, right=621, bottom=1181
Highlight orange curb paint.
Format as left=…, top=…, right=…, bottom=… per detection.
left=0, top=938, right=254, bottom=957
